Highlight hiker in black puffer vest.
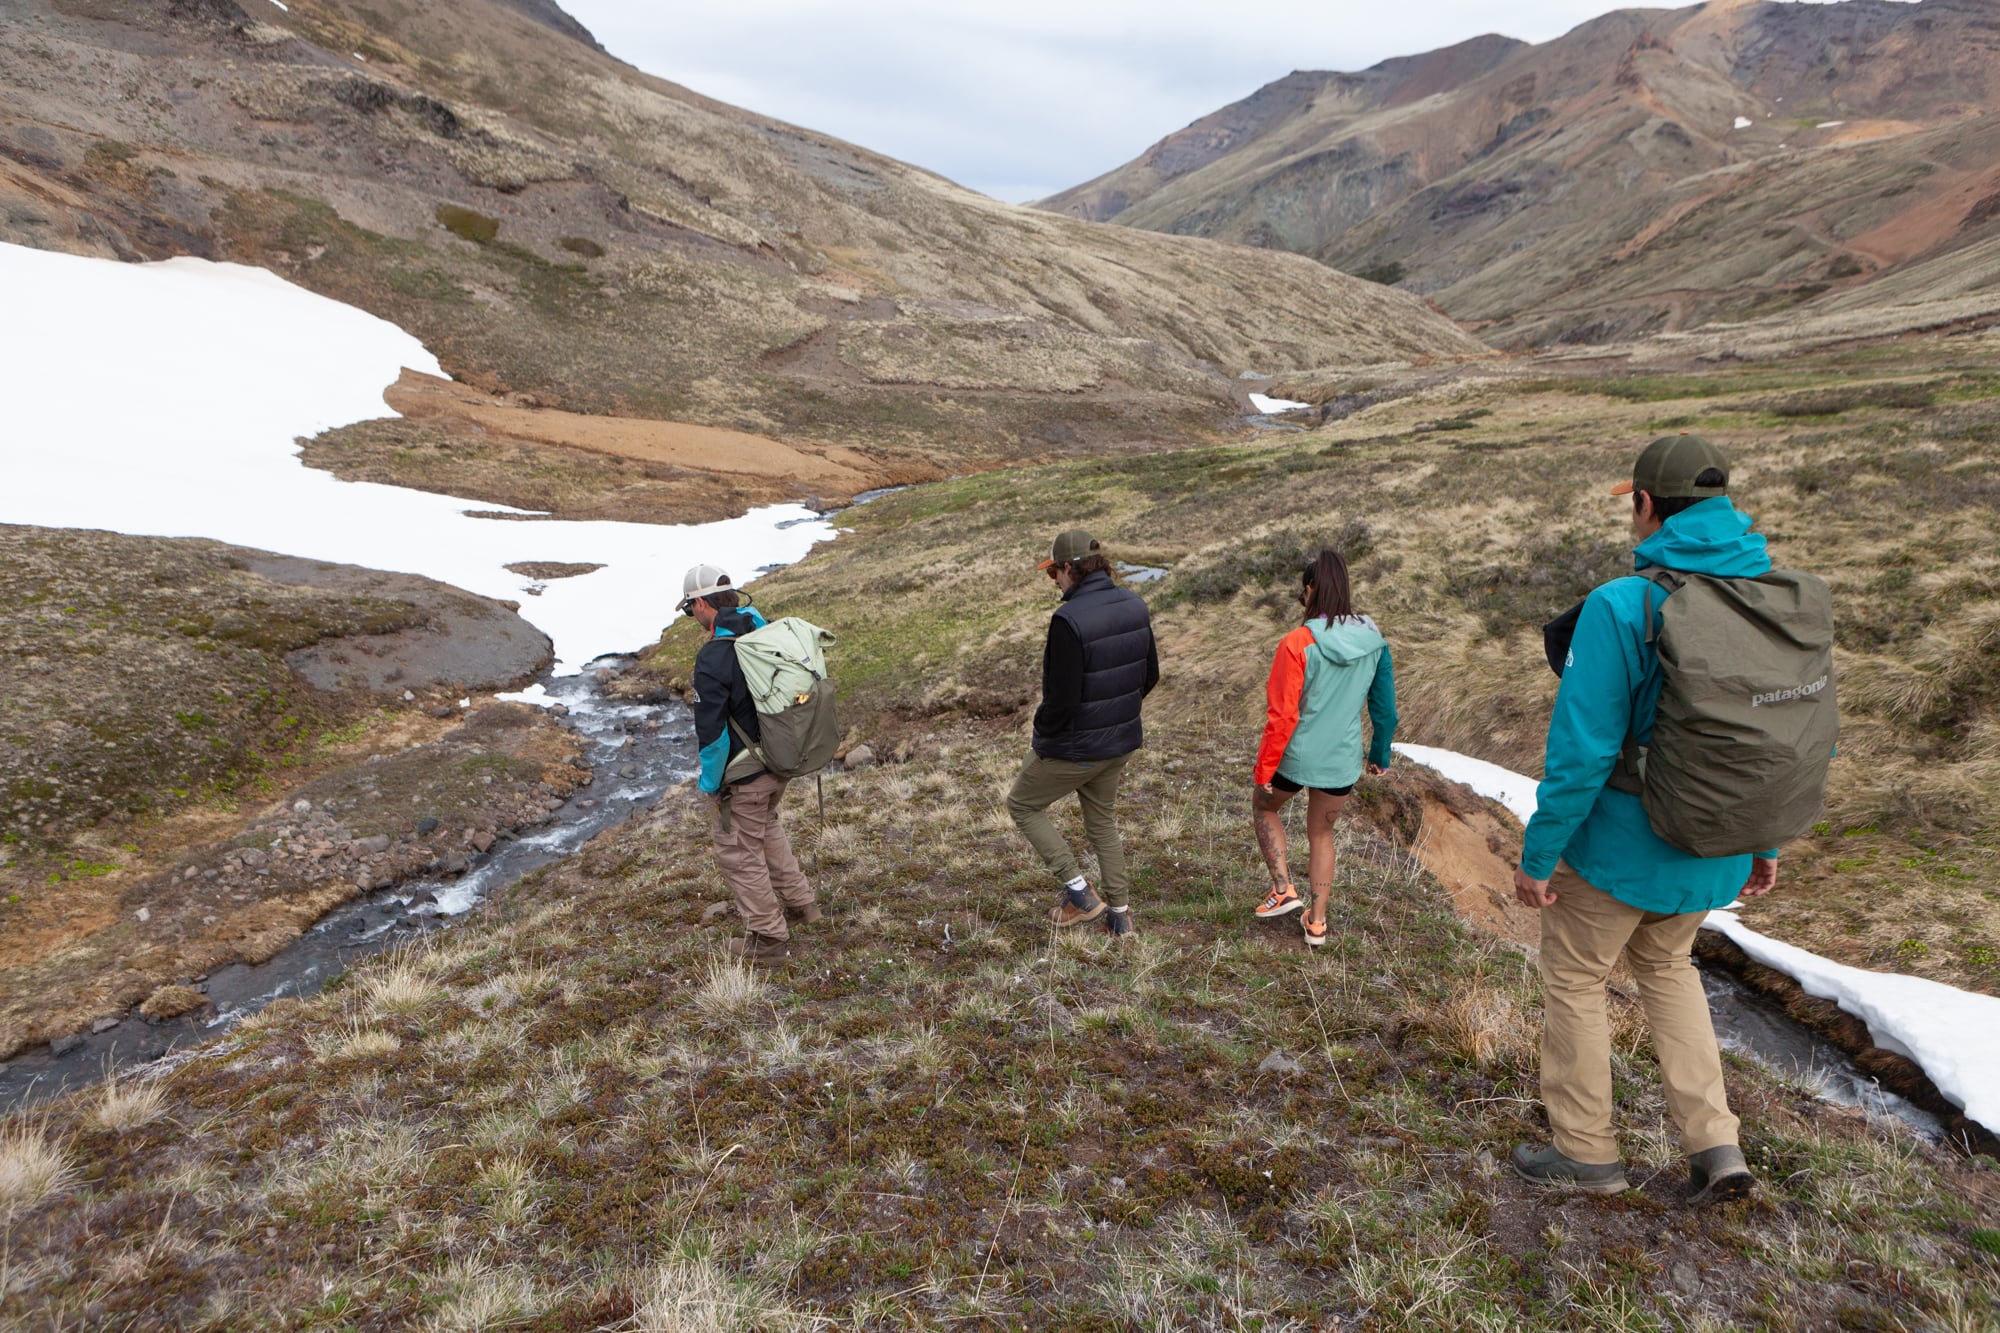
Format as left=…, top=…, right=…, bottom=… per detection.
left=1007, top=529, right=1159, bottom=940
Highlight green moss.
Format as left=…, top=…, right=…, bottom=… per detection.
left=435, top=204, right=501, bottom=244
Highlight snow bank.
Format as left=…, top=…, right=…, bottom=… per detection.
left=1733, top=116, right=1753, bottom=130
left=1704, top=912, right=2000, bottom=1135
left=1392, top=741, right=2000, bottom=1135
left=1248, top=392, right=1310, bottom=414
left=0, top=243, right=833, bottom=673
left=1392, top=742, right=1539, bottom=825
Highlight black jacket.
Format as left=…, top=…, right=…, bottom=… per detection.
left=693, top=607, right=766, bottom=792
left=1033, top=571, right=1158, bottom=761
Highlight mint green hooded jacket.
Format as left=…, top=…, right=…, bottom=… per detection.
left=1520, top=498, right=1778, bottom=913
left=1254, top=615, right=1398, bottom=790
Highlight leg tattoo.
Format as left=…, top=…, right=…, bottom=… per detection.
left=1253, top=788, right=1292, bottom=887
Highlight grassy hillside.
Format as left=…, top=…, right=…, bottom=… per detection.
left=625, top=338, right=2000, bottom=996
left=0, top=0, right=1482, bottom=522
left=4, top=722, right=1997, bottom=1328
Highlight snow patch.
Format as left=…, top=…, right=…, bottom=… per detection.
left=1733, top=116, right=1754, bottom=131
left=1248, top=392, right=1310, bottom=414
left=269, top=0, right=287, bottom=9
left=1816, top=121, right=1846, bottom=130
left=1703, top=912, right=2000, bottom=1136
left=1392, top=743, right=1539, bottom=825
left=0, top=243, right=834, bottom=674
left=1393, top=740, right=2000, bottom=1136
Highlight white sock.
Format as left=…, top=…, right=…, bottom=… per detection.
left=1064, top=875, right=1090, bottom=894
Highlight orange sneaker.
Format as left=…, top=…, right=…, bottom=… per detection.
left=1302, top=912, right=1328, bottom=948
left=1255, top=883, right=1304, bottom=918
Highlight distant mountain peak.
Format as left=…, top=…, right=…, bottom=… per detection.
left=491, top=0, right=603, bottom=51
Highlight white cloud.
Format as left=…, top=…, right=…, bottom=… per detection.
left=560, top=1, right=1907, bottom=202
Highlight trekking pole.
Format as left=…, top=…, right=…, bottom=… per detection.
left=813, top=772, right=825, bottom=880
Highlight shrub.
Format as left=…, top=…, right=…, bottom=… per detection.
left=436, top=204, right=500, bottom=244
left=1445, top=530, right=1631, bottom=636
left=557, top=236, right=605, bottom=258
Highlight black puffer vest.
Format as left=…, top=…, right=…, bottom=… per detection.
left=1038, top=571, right=1153, bottom=762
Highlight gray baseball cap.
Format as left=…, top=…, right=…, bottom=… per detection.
left=1036, top=529, right=1100, bottom=571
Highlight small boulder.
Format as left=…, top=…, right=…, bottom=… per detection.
left=1257, top=1050, right=1303, bottom=1076
left=355, top=834, right=392, bottom=855
left=701, top=900, right=734, bottom=922
left=845, top=744, right=877, bottom=769
left=91, top=1017, right=121, bottom=1034
left=48, top=1034, right=86, bottom=1057
left=469, top=830, right=495, bottom=853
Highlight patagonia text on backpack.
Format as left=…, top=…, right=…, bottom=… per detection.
left=725, top=617, right=840, bottom=781
left=1610, top=568, right=1838, bottom=857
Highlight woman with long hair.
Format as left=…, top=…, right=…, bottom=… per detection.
left=1250, top=548, right=1398, bottom=946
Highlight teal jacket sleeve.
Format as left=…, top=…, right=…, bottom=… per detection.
left=1521, top=588, right=1641, bottom=877
left=1366, top=643, right=1398, bottom=769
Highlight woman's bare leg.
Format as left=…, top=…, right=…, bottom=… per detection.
left=1252, top=784, right=1297, bottom=890
left=1303, top=790, right=1349, bottom=927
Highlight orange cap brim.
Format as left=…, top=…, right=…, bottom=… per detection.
left=1609, top=480, right=1635, bottom=495
left=1036, top=558, right=1056, bottom=571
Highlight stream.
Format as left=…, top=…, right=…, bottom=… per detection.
left=0, top=664, right=696, bottom=1111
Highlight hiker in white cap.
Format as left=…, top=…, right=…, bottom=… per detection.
left=682, top=564, right=818, bottom=963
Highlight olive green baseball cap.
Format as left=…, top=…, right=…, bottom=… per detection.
left=1612, top=433, right=1731, bottom=499
left=1036, top=529, right=1100, bottom=571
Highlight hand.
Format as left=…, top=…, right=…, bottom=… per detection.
left=1253, top=782, right=1274, bottom=798
left=1514, top=867, right=1557, bottom=910
left=1740, top=857, right=1779, bottom=898
left=1365, top=762, right=1386, bottom=777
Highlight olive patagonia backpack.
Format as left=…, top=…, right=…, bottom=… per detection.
left=1608, top=568, right=1838, bottom=857
left=721, top=617, right=839, bottom=783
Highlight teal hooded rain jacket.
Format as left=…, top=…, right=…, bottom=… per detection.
left=1520, top=498, right=1779, bottom=914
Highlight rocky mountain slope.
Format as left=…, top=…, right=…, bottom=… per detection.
left=1041, top=0, right=2000, bottom=348
left=0, top=0, right=1482, bottom=516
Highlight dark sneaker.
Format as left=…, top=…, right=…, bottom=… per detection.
left=1687, top=1145, right=1755, bottom=1204
left=1510, top=1143, right=1628, bottom=1194
left=784, top=902, right=823, bottom=926
left=1050, top=882, right=1106, bottom=929
left=1104, top=906, right=1136, bottom=940
left=729, top=931, right=796, bottom=963
left=1255, top=883, right=1304, bottom=918
left=1302, top=912, right=1327, bottom=948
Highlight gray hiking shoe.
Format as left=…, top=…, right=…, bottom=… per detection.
left=728, top=931, right=796, bottom=964
left=1687, top=1144, right=1755, bottom=1204
left=1050, top=882, right=1106, bottom=929
left=1510, top=1143, right=1629, bottom=1195
left=1104, top=906, right=1136, bottom=940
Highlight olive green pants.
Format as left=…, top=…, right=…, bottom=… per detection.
left=1006, top=752, right=1132, bottom=909
left=1539, top=863, right=1740, bottom=1164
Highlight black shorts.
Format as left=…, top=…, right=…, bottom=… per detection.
left=1271, top=772, right=1354, bottom=798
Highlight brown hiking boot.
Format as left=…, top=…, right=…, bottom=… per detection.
left=729, top=931, right=796, bottom=963
left=1049, top=882, right=1106, bottom=929
left=784, top=902, right=823, bottom=926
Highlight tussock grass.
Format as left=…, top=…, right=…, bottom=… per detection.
left=694, top=957, right=767, bottom=1022
left=88, top=1070, right=169, bottom=1134
left=0, top=1124, right=72, bottom=1216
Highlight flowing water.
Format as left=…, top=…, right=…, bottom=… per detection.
left=0, top=665, right=695, bottom=1111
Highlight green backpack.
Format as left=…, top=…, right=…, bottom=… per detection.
left=720, top=617, right=840, bottom=783
left=1608, top=568, right=1838, bottom=857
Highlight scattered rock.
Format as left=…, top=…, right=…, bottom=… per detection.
left=845, top=744, right=877, bottom=769
left=470, top=829, right=495, bottom=853
left=135, top=906, right=151, bottom=923
left=239, top=848, right=267, bottom=867
left=356, top=834, right=392, bottom=854
left=91, top=1017, right=122, bottom=1034
left=48, top=1034, right=86, bottom=1057
left=701, top=900, right=734, bottom=922
left=1671, top=1263, right=1700, bottom=1295
left=140, top=984, right=210, bottom=1021
left=1030, top=995, right=1076, bottom=1034
left=1258, top=1050, right=1303, bottom=1075
left=292, top=799, right=312, bottom=814
left=415, top=816, right=441, bottom=836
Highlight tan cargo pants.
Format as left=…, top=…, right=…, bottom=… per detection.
left=1539, top=863, right=1740, bottom=1164
left=1006, top=752, right=1132, bottom=909
left=708, top=772, right=813, bottom=940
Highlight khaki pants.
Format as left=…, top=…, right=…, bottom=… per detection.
left=1539, top=863, right=1739, bottom=1164
left=708, top=772, right=812, bottom=940
left=1006, top=752, right=1132, bottom=908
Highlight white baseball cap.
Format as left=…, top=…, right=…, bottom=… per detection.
left=681, top=564, right=733, bottom=605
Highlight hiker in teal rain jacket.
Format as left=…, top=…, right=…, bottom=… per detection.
left=1250, top=549, right=1396, bottom=946
left=1509, top=435, right=1771, bottom=1204
left=1519, top=495, right=1778, bottom=915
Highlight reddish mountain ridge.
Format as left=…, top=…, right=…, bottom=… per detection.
left=1041, top=0, right=2000, bottom=347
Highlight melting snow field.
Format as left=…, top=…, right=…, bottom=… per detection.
left=1247, top=392, right=1311, bottom=414
left=0, top=243, right=833, bottom=672
left=1393, top=743, right=2000, bottom=1137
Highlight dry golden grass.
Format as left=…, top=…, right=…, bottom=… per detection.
left=0, top=1124, right=72, bottom=1216
left=88, top=1071, right=169, bottom=1134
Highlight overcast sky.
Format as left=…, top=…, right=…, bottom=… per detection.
left=558, top=2, right=1881, bottom=203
